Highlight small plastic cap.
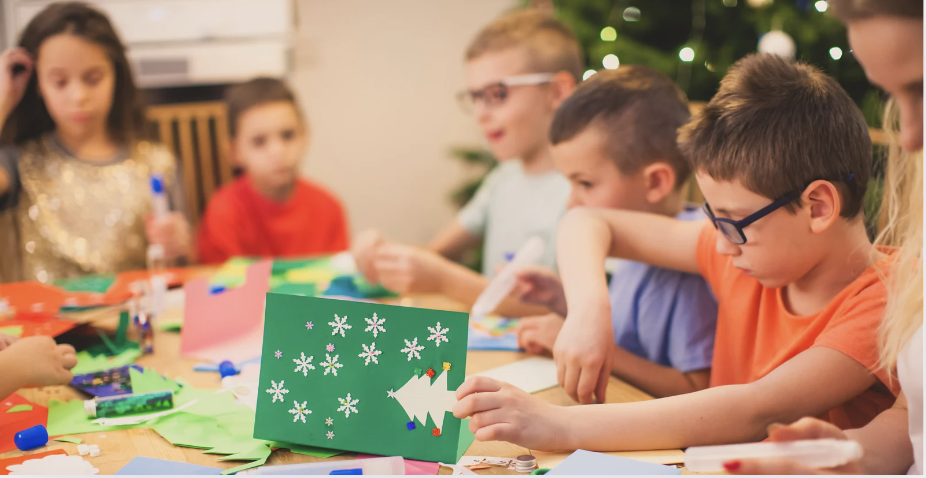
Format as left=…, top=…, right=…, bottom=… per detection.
left=219, top=360, right=238, bottom=378
left=150, top=175, right=165, bottom=194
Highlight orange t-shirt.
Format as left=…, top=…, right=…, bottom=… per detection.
left=197, top=176, right=349, bottom=264
left=696, top=223, right=899, bottom=429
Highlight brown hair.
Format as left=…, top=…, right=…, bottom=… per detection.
left=679, top=54, right=871, bottom=218
left=0, top=2, right=145, bottom=146
left=829, top=0, right=922, bottom=21
left=549, top=66, right=691, bottom=188
left=225, top=77, right=302, bottom=138
left=465, top=9, right=584, bottom=83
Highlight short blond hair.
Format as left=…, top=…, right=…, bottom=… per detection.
left=465, top=9, right=584, bottom=83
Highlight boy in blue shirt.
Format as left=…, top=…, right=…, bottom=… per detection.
left=513, top=66, right=717, bottom=398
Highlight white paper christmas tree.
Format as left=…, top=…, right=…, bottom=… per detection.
left=393, top=369, right=456, bottom=430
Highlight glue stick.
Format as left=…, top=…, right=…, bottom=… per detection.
left=84, top=390, right=174, bottom=418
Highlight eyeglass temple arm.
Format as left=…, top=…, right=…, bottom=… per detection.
left=736, top=190, right=803, bottom=229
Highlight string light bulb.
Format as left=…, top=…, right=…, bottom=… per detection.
left=829, top=47, right=843, bottom=60
left=602, top=54, right=620, bottom=69
left=814, top=1, right=827, bottom=12
left=679, top=47, right=695, bottom=62
left=600, top=27, right=617, bottom=41
left=583, top=69, right=597, bottom=81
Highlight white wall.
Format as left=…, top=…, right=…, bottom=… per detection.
left=290, top=0, right=515, bottom=244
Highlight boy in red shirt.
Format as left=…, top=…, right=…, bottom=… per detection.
left=197, top=78, right=349, bottom=263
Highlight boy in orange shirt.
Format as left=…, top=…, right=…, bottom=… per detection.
left=197, top=78, right=349, bottom=263
left=453, top=54, right=898, bottom=451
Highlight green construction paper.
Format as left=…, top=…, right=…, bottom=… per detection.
left=270, top=282, right=317, bottom=297
left=128, top=367, right=181, bottom=395
left=271, top=257, right=328, bottom=275
left=253, top=295, right=470, bottom=463
left=0, top=325, right=22, bottom=337
left=268, top=441, right=344, bottom=458
left=157, top=317, right=183, bottom=332
left=54, top=274, right=116, bottom=293
left=47, top=398, right=136, bottom=436
left=457, top=419, right=476, bottom=458
left=5, top=404, right=32, bottom=413
left=220, top=454, right=269, bottom=475
left=115, top=311, right=130, bottom=348
left=217, top=443, right=273, bottom=475
left=150, top=412, right=226, bottom=449
left=52, top=437, right=82, bottom=444
left=71, top=349, right=142, bottom=375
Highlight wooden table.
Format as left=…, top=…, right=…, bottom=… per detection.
left=1, top=293, right=685, bottom=474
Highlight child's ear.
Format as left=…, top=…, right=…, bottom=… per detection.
left=549, top=71, right=577, bottom=109
left=805, top=180, right=841, bottom=233
left=641, top=162, right=676, bottom=204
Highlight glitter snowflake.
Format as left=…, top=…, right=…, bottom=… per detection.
left=358, top=342, right=382, bottom=365
left=305, top=321, right=314, bottom=330
left=288, top=400, right=311, bottom=423
left=400, top=337, right=425, bottom=361
left=265, top=380, right=289, bottom=403
left=274, top=350, right=282, bottom=359
left=320, top=354, right=344, bottom=376
left=327, top=431, right=334, bottom=440
left=337, top=393, right=359, bottom=418
left=326, top=343, right=335, bottom=353
left=364, top=313, right=386, bottom=338
left=325, top=417, right=333, bottom=426
left=329, top=314, right=352, bottom=337
left=293, top=352, right=315, bottom=376
left=427, top=322, right=450, bottom=347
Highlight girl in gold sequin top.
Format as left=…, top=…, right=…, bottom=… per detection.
left=0, top=3, right=192, bottom=283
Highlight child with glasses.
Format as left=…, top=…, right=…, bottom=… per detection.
left=511, top=66, right=718, bottom=399
left=351, top=9, right=579, bottom=316
left=453, top=54, right=898, bottom=452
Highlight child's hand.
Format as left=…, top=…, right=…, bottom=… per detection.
left=555, top=300, right=614, bottom=404
left=373, top=243, right=446, bottom=295
left=452, top=376, right=574, bottom=451
left=0, top=48, right=33, bottom=119
left=724, top=418, right=861, bottom=474
left=145, top=212, right=191, bottom=261
left=516, top=313, right=564, bottom=355
left=0, top=333, right=17, bottom=351
left=352, top=229, right=385, bottom=284
left=510, top=267, right=567, bottom=317
left=3, top=336, right=77, bottom=387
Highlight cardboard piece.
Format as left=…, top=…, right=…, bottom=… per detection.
left=0, top=395, right=48, bottom=454
left=547, top=450, right=682, bottom=475
left=114, top=457, right=222, bottom=475
left=472, top=357, right=559, bottom=394
left=0, top=449, right=68, bottom=475
left=181, top=261, right=272, bottom=363
left=254, top=295, right=471, bottom=463
left=467, top=316, right=520, bottom=351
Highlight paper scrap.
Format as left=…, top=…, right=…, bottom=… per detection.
left=217, top=443, right=272, bottom=475
left=5, top=405, right=32, bottom=413
left=6, top=454, right=99, bottom=475
left=52, top=436, right=82, bottom=444
left=547, top=449, right=681, bottom=475
left=270, top=441, right=344, bottom=458
left=0, top=326, right=22, bottom=337
left=71, top=349, right=143, bottom=375
left=0, top=450, right=68, bottom=476
left=114, top=456, right=222, bottom=475
left=472, top=356, right=559, bottom=394
left=128, top=366, right=182, bottom=395
left=0, top=395, right=48, bottom=454
left=357, top=454, right=439, bottom=475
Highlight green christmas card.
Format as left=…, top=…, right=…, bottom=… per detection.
left=254, top=294, right=472, bottom=463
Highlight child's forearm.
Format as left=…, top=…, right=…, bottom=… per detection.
left=0, top=350, right=26, bottom=401
left=556, top=209, right=614, bottom=318
left=609, top=347, right=710, bottom=398
left=845, top=394, right=913, bottom=475
left=436, top=261, right=549, bottom=317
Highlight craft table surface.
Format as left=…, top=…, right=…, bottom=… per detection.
left=2, top=286, right=686, bottom=475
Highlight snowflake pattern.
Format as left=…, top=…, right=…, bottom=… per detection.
left=364, top=313, right=386, bottom=338
left=326, top=343, right=335, bottom=353
left=265, top=380, right=289, bottom=403
left=337, top=393, right=359, bottom=418
left=325, top=417, right=333, bottom=426
left=288, top=400, right=311, bottom=423
left=358, top=342, right=382, bottom=365
left=274, top=350, right=282, bottom=359
left=327, top=431, right=334, bottom=440
left=293, top=352, right=315, bottom=376
left=320, top=354, right=344, bottom=376
left=427, top=322, right=450, bottom=347
left=400, top=337, right=425, bottom=361
left=305, top=321, right=314, bottom=330
left=329, top=314, right=352, bottom=337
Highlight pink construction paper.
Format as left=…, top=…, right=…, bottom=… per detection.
left=356, top=454, right=440, bottom=475
left=180, top=260, right=271, bottom=363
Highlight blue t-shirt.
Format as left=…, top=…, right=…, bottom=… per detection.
left=608, top=206, right=717, bottom=373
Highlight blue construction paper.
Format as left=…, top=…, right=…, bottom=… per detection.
left=70, top=365, right=143, bottom=397
left=115, top=456, right=222, bottom=475
left=467, top=324, right=520, bottom=350
left=547, top=450, right=682, bottom=475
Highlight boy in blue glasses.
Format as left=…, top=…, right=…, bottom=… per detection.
left=453, top=54, right=898, bottom=452
left=351, top=9, right=579, bottom=316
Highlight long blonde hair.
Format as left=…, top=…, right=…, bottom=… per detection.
left=875, top=98, right=923, bottom=370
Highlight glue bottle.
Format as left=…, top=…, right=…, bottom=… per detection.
left=148, top=175, right=169, bottom=318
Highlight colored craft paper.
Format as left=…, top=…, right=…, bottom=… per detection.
left=54, top=275, right=116, bottom=294
left=269, top=441, right=344, bottom=458
left=52, top=436, right=82, bottom=444
left=467, top=316, right=520, bottom=351
left=547, top=449, right=682, bottom=475
left=0, top=325, right=22, bottom=337
left=0, top=449, right=68, bottom=476
left=357, top=454, right=441, bottom=475
left=254, top=295, right=470, bottom=463
left=0, top=395, right=47, bottom=454
left=0, top=318, right=76, bottom=339
left=473, top=357, right=559, bottom=394
left=5, top=405, right=33, bottom=413
left=70, top=365, right=138, bottom=397
left=270, top=282, right=317, bottom=297
left=181, top=261, right=272, bottom=363
left=5, top=453, right=98, bottom=475
left=128, top=366, right=182, bottom=394
left=71, top=349, right=143, bottom=375
left=114, top=457, right=222, bottom=475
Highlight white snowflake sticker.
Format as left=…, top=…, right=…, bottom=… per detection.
left=265, top=380, right=289, bottom=403
left=329, top=314, right=352, bottom=337
left=364, top=313, right=386, bottom=338
left=427, top=322, right=450, bottom=347
left=327, top=431, right=335, bottom=440
left=358, top=342, right=382, bottom=365
left=400, top=337, right=425, bottom=361
left=325, top=417, right=333, bottom=426
left=288, top=400, right=311, bottom=423
left=337, top=393, right=359, bottom=418
left=293, top=352, right=315, bottom=376
left=320, top=354, right=344, bottom=376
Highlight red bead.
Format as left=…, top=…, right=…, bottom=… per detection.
left=426, top=368, right=435, bottom=378
left=432, top=428, right=440, bottom=436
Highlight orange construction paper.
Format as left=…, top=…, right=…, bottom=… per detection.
left=0, top=449, right=68, bottom=475
left=0, top=395, right=48, bottom=455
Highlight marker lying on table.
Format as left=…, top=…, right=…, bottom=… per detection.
left=684, top=439, right=863, bottom=472
left=238, top=456, right=404, bottom=475
left=470, top=236, right=545, bottom=319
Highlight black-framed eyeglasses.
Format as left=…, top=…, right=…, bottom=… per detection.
left=703, top=175, right=855, bottom=245
left=456, top=73, right=555, bottom=113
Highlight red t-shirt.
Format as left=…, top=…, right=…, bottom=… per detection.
left=197, top=176, right=349, bottom=264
